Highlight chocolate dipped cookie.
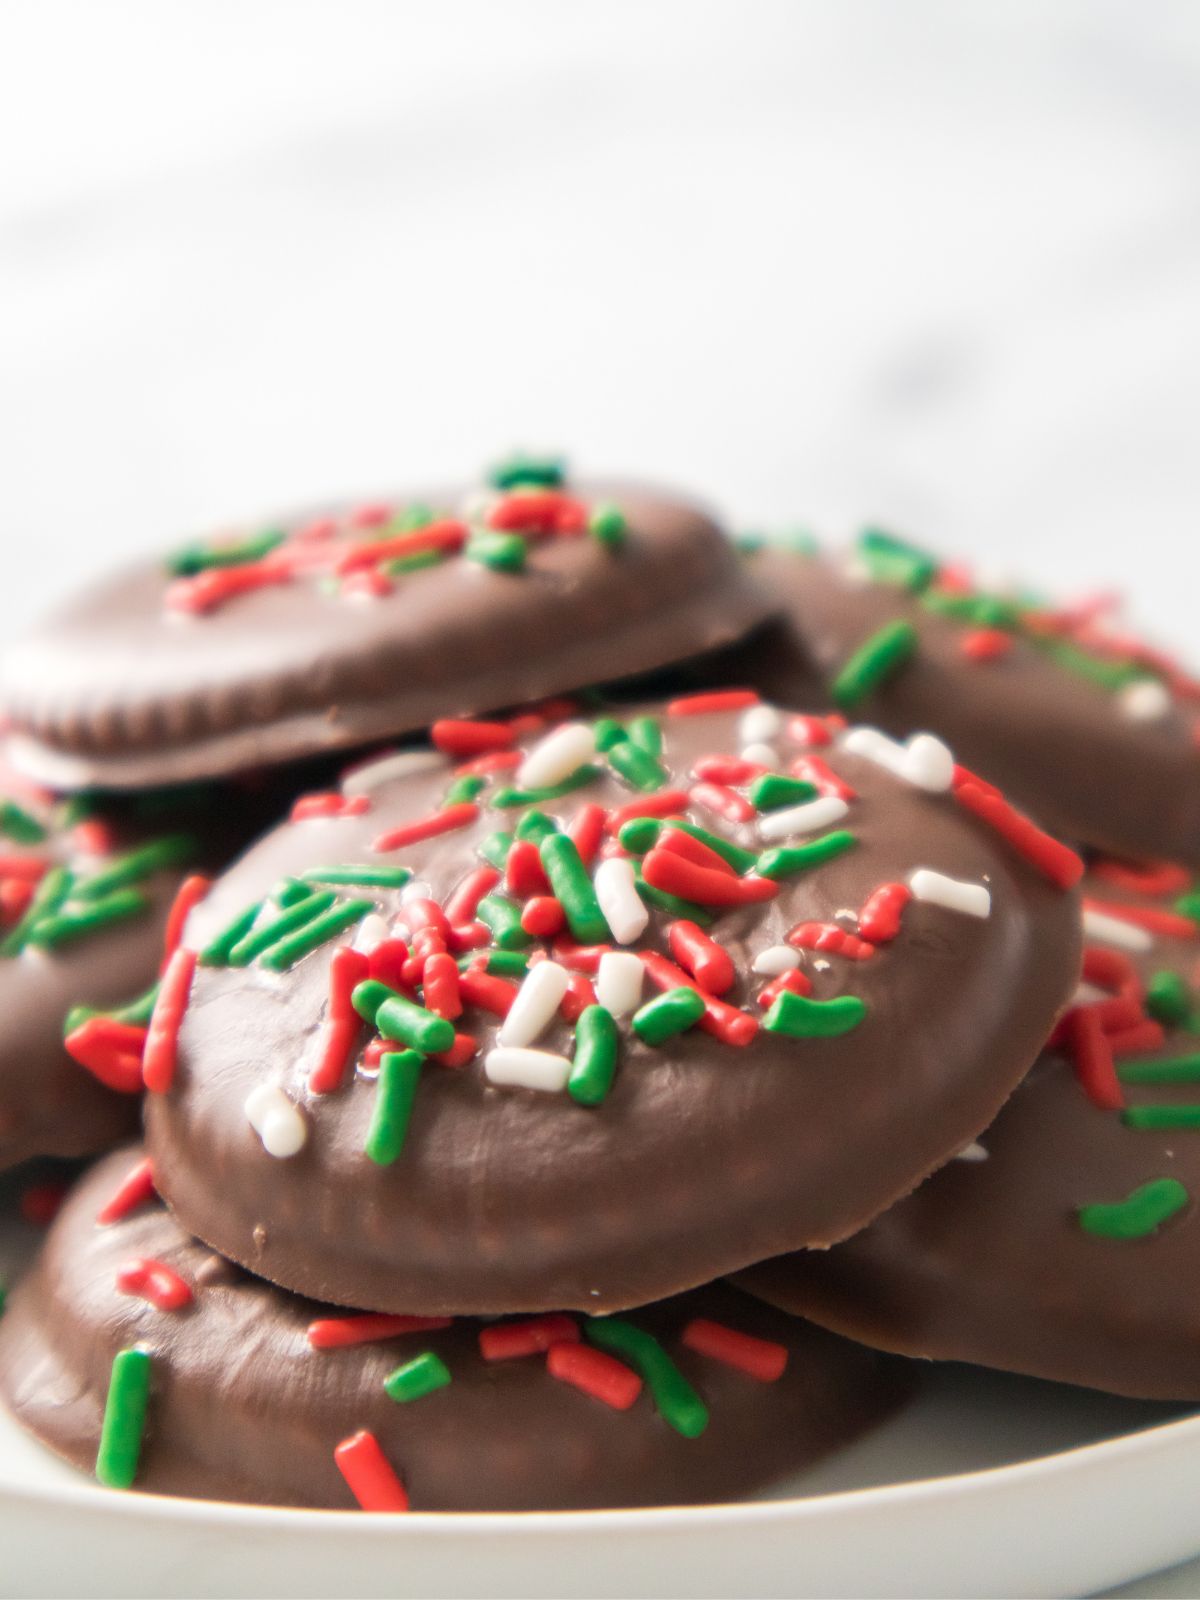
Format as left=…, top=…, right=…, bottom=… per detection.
left=0, top=1149, right=910, bottom=1511
left=737, top=858, right=1200, bottom=1400
left=0, top=460, right=769, bottom=791
left=141, top=695, right=1081, bottom=1315
left=735, top=531, right=1200, bottom=864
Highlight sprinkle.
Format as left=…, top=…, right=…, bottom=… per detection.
left=790, top=755, right=857, bottom=803
left=28, top=887, right=148, bottom=950
left=364, top=1051, right=423, bottom=1165
left=788, top=714, right=835, bottom=747
left=383, top=1351, right=451, bottom=1404
left=291, top=791, right=368, bottom=822
left=1092, top=859, right=1191, bottom=898
left=606, top=738, right=668, bottom=793
left=115, top=1257, right=193, bottom=1313
left=373, top=993, right=455, bottom=1055
left=198, top=900, right=261, bottom=967
left=832, top=620, right=918, bottom=707
left=666, top=690, right=759, bottom=717
left=739, top=704, right=783, bottom=746
left=567, top=803, right=607, bottom=866
left=432, top=719, right=515, bottom=757
left=748, top=774, right=817, bottom=811
left=1082, top=899, right=1198, bottom=942
left=63, top=1018, right=147, bottom=1094
left=607, top=791, right=690, bottom=835
left=227, top=890, right=337, bottom=967
left=521, top=895, right=567, bottom=938
left=334, top=1431, right=409, bottom=1513
left=842, top=728, right=955, bottom=793
left=690, top=782, right=755, bottom=824
left=480, top=1315, right=580, bottom=1361
left=595, top=951, right=644, bottom=1016
left=141, top=948, right=196, bottom=1093
left=632, top=986, right=706, bottom=1045
left=589, top=503, right=628, bottom=547
left=373, top=802, right=479, bottom=854
left=0, top=799, right=46, bottom=844
left=589, top=856, right=648, bottom=945
left=260, top=899, right=375, bottom=970
left=757, top=796, right=849, bottom=842
left=681, top=1318, right=788, bottom=1381
left=539, top=834, right=610, bottom=943
left=692, top=755, right=766, bottom=786
left=751, top=944, right=801, bottom=977
left=1123, top=1106, right=1200, bottom=1130
left=757, top=969, right=813, bottom=1008
left=953, top=781, right=1083, bottom=890
left=459, top=967, right=519, bottom=1016
left=642, top=850, right=777, bottom=907
left=443, top=865, right=501, bottom=925
left=561, top=971, right=597, bottom=1022
left=1064, top=1008, right=1123, bottom=1110
left=961, top=628, right=1014, bottom=663
left=96, top=1157, right=157, bottom=1226
left=467, top=529, right=528, bottom=570
left=309, top=948, right=370, bottom=1094
left=421, top=952, right=462, bottom=1021
left=1146, top=971, right=1193, bottom=1027
left=308, top=1313, right=453, bottom=1349
left=160, top=873, right=212, bottom=964
left=557, top=1004, right=618, bottom=1106
left=1081, top=907, right=1153, bottom=953
left=477, top=893, right=532, bottom=951
left=518, top=723, right=597, bottom=792
left=546, top=1342, right=642, bottom=1408
left=1078, top=1178, right=1189, bottom=1239
left=619, top=817, right=758, bottom=875
left=640, top=951, right=759, bottom=1046
left=96, top=1349, right=152, bottom=1490
left=244, top=1084, right=308, bottom=1157
left=857, top=882, right=911, bottom=943
left=764, top=990, right=866, bottom=1037
left=336, top=520, right=467, bottom=575
left=1109, top=1021, right=1167, bottom=1057
left=909, top=869, right=991, bottom=920
left=788, top=923, right=875, bottom=960
left=499, top=961, right=571, bottom=1047
left=77, top=835, right=197, bottom=904
left=484, top=1045, right=572, bottom=1092
left=857, top=527, right=937, bottom=590
left=756, top=830, right=858, bottom=882
left=491, top=767, right=602, bottom=808
left=505, top=838, right=551, bottom=897
left=585, top=1318, right=708, bottom=1437
left=342, top=749, right=446, bottom=797
left=668, top=922, right=734, bottom=994
left=515, top=810, right=560, bottom=845
left=1119, top=679, right=1173, bottom=721
left=550, top=937, right=613, bottom=974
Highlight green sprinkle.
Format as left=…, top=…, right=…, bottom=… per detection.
left=479, top=831, right=514, bottom=869
left=832, top=620, right=918, bottom=708
left=384, top=1349, right=452, bottom=1402
left=1077, top=1178, right=1189, bottom=1240
left=75, top=834, right=196, bottom=902
left=591, top=718, right=627, bottom=752
left=466, top=531, right=527, bottom=572
left=627, top=716, right=662, bottom=758
left=376, top=994, right=455, bottom=1055
left=352, top=979, right=397, bottom=1026
left=539, top=834, right=609, bottom=943
left=96, top=1348, right=152, bottom=1489
left=301, top=864, right=413, bottom=890
left=199, top=901, right=262, bottom=967
left=227, top=890, right=336, bottom=967
left=392, top=503, right=436, bottom=532
left=569, top=1004, right=619, bottom=1105
left=618, top=818, right=756, bottom=876
left=168, top=528, right=285, bottom=577
left=748, top=774, right=817, bottom=811
left=383, top=547, right=443, bottom=576
left=632, top=987, right=706, bottom=1045
left=1117, top=1055, right=1200, bottom=1085
left=921, top=590, right=1019, bottom=631
left=0, top=798, right=46, bottom=844
left=29, top=888, right=148, bottom=950
left=607, top=738, right=668, bottom=793
left=514, top=811, right=559, bottom=844
left=1145, top=972, right=1194, bottom=1028
left=585, top=1318, right=708, bottom=1438
left=477, top=893, right=532, bottom=950
left=857, top=527, right=937, bottom=592
left=589, top=503, right=627, bottom=547
left=64, top=980, right=160, bottom=1038
left=488, top=453, right=565, bottom=490
left=632, top=868, right=714, bottom=928
left=260, top=898, right=374, bottom=971
left=0, top=864, right=72, bottom=957
left=756, top=830, right=858, bottom=880
left=764, top=990, right=866, bottom=1038
left=274, top=878, right=315, bottom=907
left=1033, top=637, right=1141, bottom=692
left=1174, top=892, right=1200, bottom=923
left=444, top=773, right=486, bottom=807
left=492, top=765, right=601, bottom=809
left=365, top=1050, right=423, bottom=1165
left=458, top=949, right=530, bottom=977
left=1121, top=1106, right=1200, bottom=1130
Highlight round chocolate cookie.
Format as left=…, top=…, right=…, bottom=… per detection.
left=0, top=460, right=769, bottom=791
left=737, top=858, right=1200, bottom=1400
left=0, top=1149, right=909, bottom=1511
left=735, top=531, right=1200, bottom=864
left=143, top=696, right=1081, bottom=1315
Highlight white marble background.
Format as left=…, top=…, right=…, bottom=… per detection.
left=2, top=2, right=1200, bottom=1592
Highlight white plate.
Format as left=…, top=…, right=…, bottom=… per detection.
left=2, top=1174, right=1198, bottom=1599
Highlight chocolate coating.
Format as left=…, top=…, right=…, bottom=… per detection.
left=737, top=868, right=1200, bottom=1400
left=735, top=546, right=1200, bottom=864
left=0, top=483, right=769, bottom=790
left=0, top=1150, right=910, bottom=1511
left=144, top=701, right=1080, bottom=1315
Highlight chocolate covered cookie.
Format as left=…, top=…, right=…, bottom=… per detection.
left=735, top=532, right=1200, bottom=864
left=738, top=858, right=1200, bottom=1400
left=0, top=1149, right=909, bottom=1511
left=0, top=461, right=769, bottom=790
left=141, top=695, right=1081, bottom=1315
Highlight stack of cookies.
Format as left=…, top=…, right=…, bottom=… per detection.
left=0, top=459, right=1188, bottom=1513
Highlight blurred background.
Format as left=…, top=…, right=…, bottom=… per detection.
left=2, top=0, right=1198, bottom=642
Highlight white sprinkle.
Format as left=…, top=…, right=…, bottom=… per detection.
left=1072, top=980, right=1110, bottom=1006
left=498, top=961, right=570, bottom=1047
left=739, top=704, right=783, bottom=747
left=353, top=913, right=392, bottom=955
left=1082, top=908, right=1153, bottom=953
left=342, top=748, right=446, bottom=798
left=244, top=1085, right=307, bottom=1159
left=400, top=880, right=432, bottom=905
left=518, top=722, right=596, bottom=791
left=909, top=868, right=991, bottom=919
left=485, top=1046, right=573, bottom=1092
left=1119, top=679, right=1172, bottom=722
left=840, top=726, right=902, bottom=768
left=841, top=727, right=953, bottom=792
left=955, top=1140, right=989, bottom=1163
left=740, top=742, right=778, bottom=768
left=596, top=950, right=644, bottom=1016
left=593, top=857, right=649, bottom=944
left=752, top=944, right=801, bottom=976
left=758, top=795, right=849, bottom=841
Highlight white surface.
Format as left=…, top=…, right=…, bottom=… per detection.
left=4, top=2, right=1200, bottom=1593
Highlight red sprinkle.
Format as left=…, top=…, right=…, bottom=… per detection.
left=1083, top=898, right=1198, bottom=942
left=479, top=1315, right=580, bottom=1361
left=349, top=501, right=393, bottom=529
left=951, top=763, right=1003, bottom=801
left=505, top=838, right=551, bottom=897
left=432, top=719, right=515, bottom=757
left=681, top=1318, right=788, bottom=1381
left=689, top=782, right=756, bottom=824
left=1082, top=945, right=1142, bottom=1003
left=954, top=782, right=1084, bottom=891
left=486, top=491, right=587, bottom=536
left=116, top=1256, right=193, bottom=1313
left=607, top=792, right=690, bottom=835
left=787, top=922, right=875, bottom=961
left=141, top=947, right=197, bottom=1095
left=666, top=690, right=760, bottom=716
left=309, top=947, right=370, bottom=1094
left=787, top=714, right=834, bottom=747
left=568, top=804, right=607, bottom=867
left=1108, top=1021, right=1167, bottom=1057
left=857, top=882, right=911, bottom=944
left=72, top=818, right=119, bottom=856
left=63, top=1018, right=148, bottom=1094
left=757, top=969, right=813, bottom=1008
left=546, top=1343, right=643, bottom=1410
left=308, top=1312, right=453, bottom=1349
left=550, top=938, right=612, bottom=974
left=161, top=874, right=212, bottom=967
left=443, top=866, right=501, bottom=926
left=334, top=1431, right=410, bottom=1513
left=691, top=755, right=767, bottom=786
left=641, top=951, right=759, bottom=1047
left=560, top=972, right=597, bottom=1022
left=960, top=628, right=1014, bottom=663
left=0, top=879, right=33, bottom=923
left=373, top=803, right=479, bottom=854
left=643, top=849, right=777, bottom=907
left=165, top=559, right=291, bottom=615
left=368, top=938, right=410, bottom=991
left=335, top=520, right=467, bottom=575
left=1090, top=858, right=1192, bottom=899
left=96, top=1157, right=157, bottom=1226
left=453, top=749, right=522, bottom=776
left=1065, top=1007, right=1123, bottom=1111
left=290, top=791, right=369, bottom=822
left=446, top=920, right=489, bottom=953
left=422, top=952, right=462, bottom=1020
left=789, top=756, right=857, bottom=803
left=459, top=967, right=519, bottom=1017
left=669, top=921, right=735, bottom=995
left=657, top=826, right=737, bottom=877
left=522, top=896, right=567, bottom=938
left=431, top=1030, right=478, bottom=1069
left=0, top=855, right=50, bottom=882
